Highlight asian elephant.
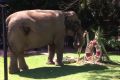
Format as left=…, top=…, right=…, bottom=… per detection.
left=6, top=9, right=84, bottom=74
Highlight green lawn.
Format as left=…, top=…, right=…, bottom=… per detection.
left=0, top=53, right=120, bottom=80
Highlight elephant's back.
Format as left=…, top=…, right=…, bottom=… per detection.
left=7, top=9, right=65, bottom=31
left=7, top=9, right=65, bottom=44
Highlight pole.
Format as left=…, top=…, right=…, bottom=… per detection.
left=0, top=4, right=8, bottom=80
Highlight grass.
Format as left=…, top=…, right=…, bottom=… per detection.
left=0, top=53, right=120, bottom=80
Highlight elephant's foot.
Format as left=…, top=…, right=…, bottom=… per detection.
left=9, top=67, right=20, bottom=74
left=19, top=65, right=29, bottom=71
left=46, top=61, right=55, bottom=65
left=55, top=62, right=64, bottom=66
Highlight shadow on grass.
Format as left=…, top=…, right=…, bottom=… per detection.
left=102, top=60, right=120, bottom=66
left=18, top=64, right=108, bottom=79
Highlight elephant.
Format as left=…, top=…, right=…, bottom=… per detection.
left=6, top=9, right=84, bottom=74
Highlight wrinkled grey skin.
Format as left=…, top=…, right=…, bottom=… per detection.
left=6, top=9, right=84, bottom=74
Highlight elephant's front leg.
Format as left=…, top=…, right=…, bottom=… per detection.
left=55, top=38, right=64, bottom=66
left=9, top=51, right=20, bottom=74
left=47, top=44, right=55, bottom=65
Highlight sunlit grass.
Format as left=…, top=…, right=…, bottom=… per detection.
left=0, top=53, right=120, bottom=80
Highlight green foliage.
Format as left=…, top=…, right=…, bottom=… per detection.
left=93, top=27, right=119, bottom=51
left=79, top=0, right=119, bottom=38
left=107, top=38, right=120, bottom=49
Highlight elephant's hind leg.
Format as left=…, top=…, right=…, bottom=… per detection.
left=47, top=44, right=55, bottom=65
left=18, top=52, right=28, bottom=71
left=9, top=51, right=20, bottom=74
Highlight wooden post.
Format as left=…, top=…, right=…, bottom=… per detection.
left=0, top=3, right=8, bottom=80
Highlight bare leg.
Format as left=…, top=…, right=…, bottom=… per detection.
left=18, top=52, right=28, bottom=71
left=9, top=51, right=20, bottom=74
left=47, top=44, right=55, bottom=64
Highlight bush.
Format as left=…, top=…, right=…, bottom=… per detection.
left=107, top=37, right=120, bottom=51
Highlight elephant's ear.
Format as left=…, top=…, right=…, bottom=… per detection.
left=64, top=11, right=81, bottom=31
left=64, top=11, right=78, bottom=21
